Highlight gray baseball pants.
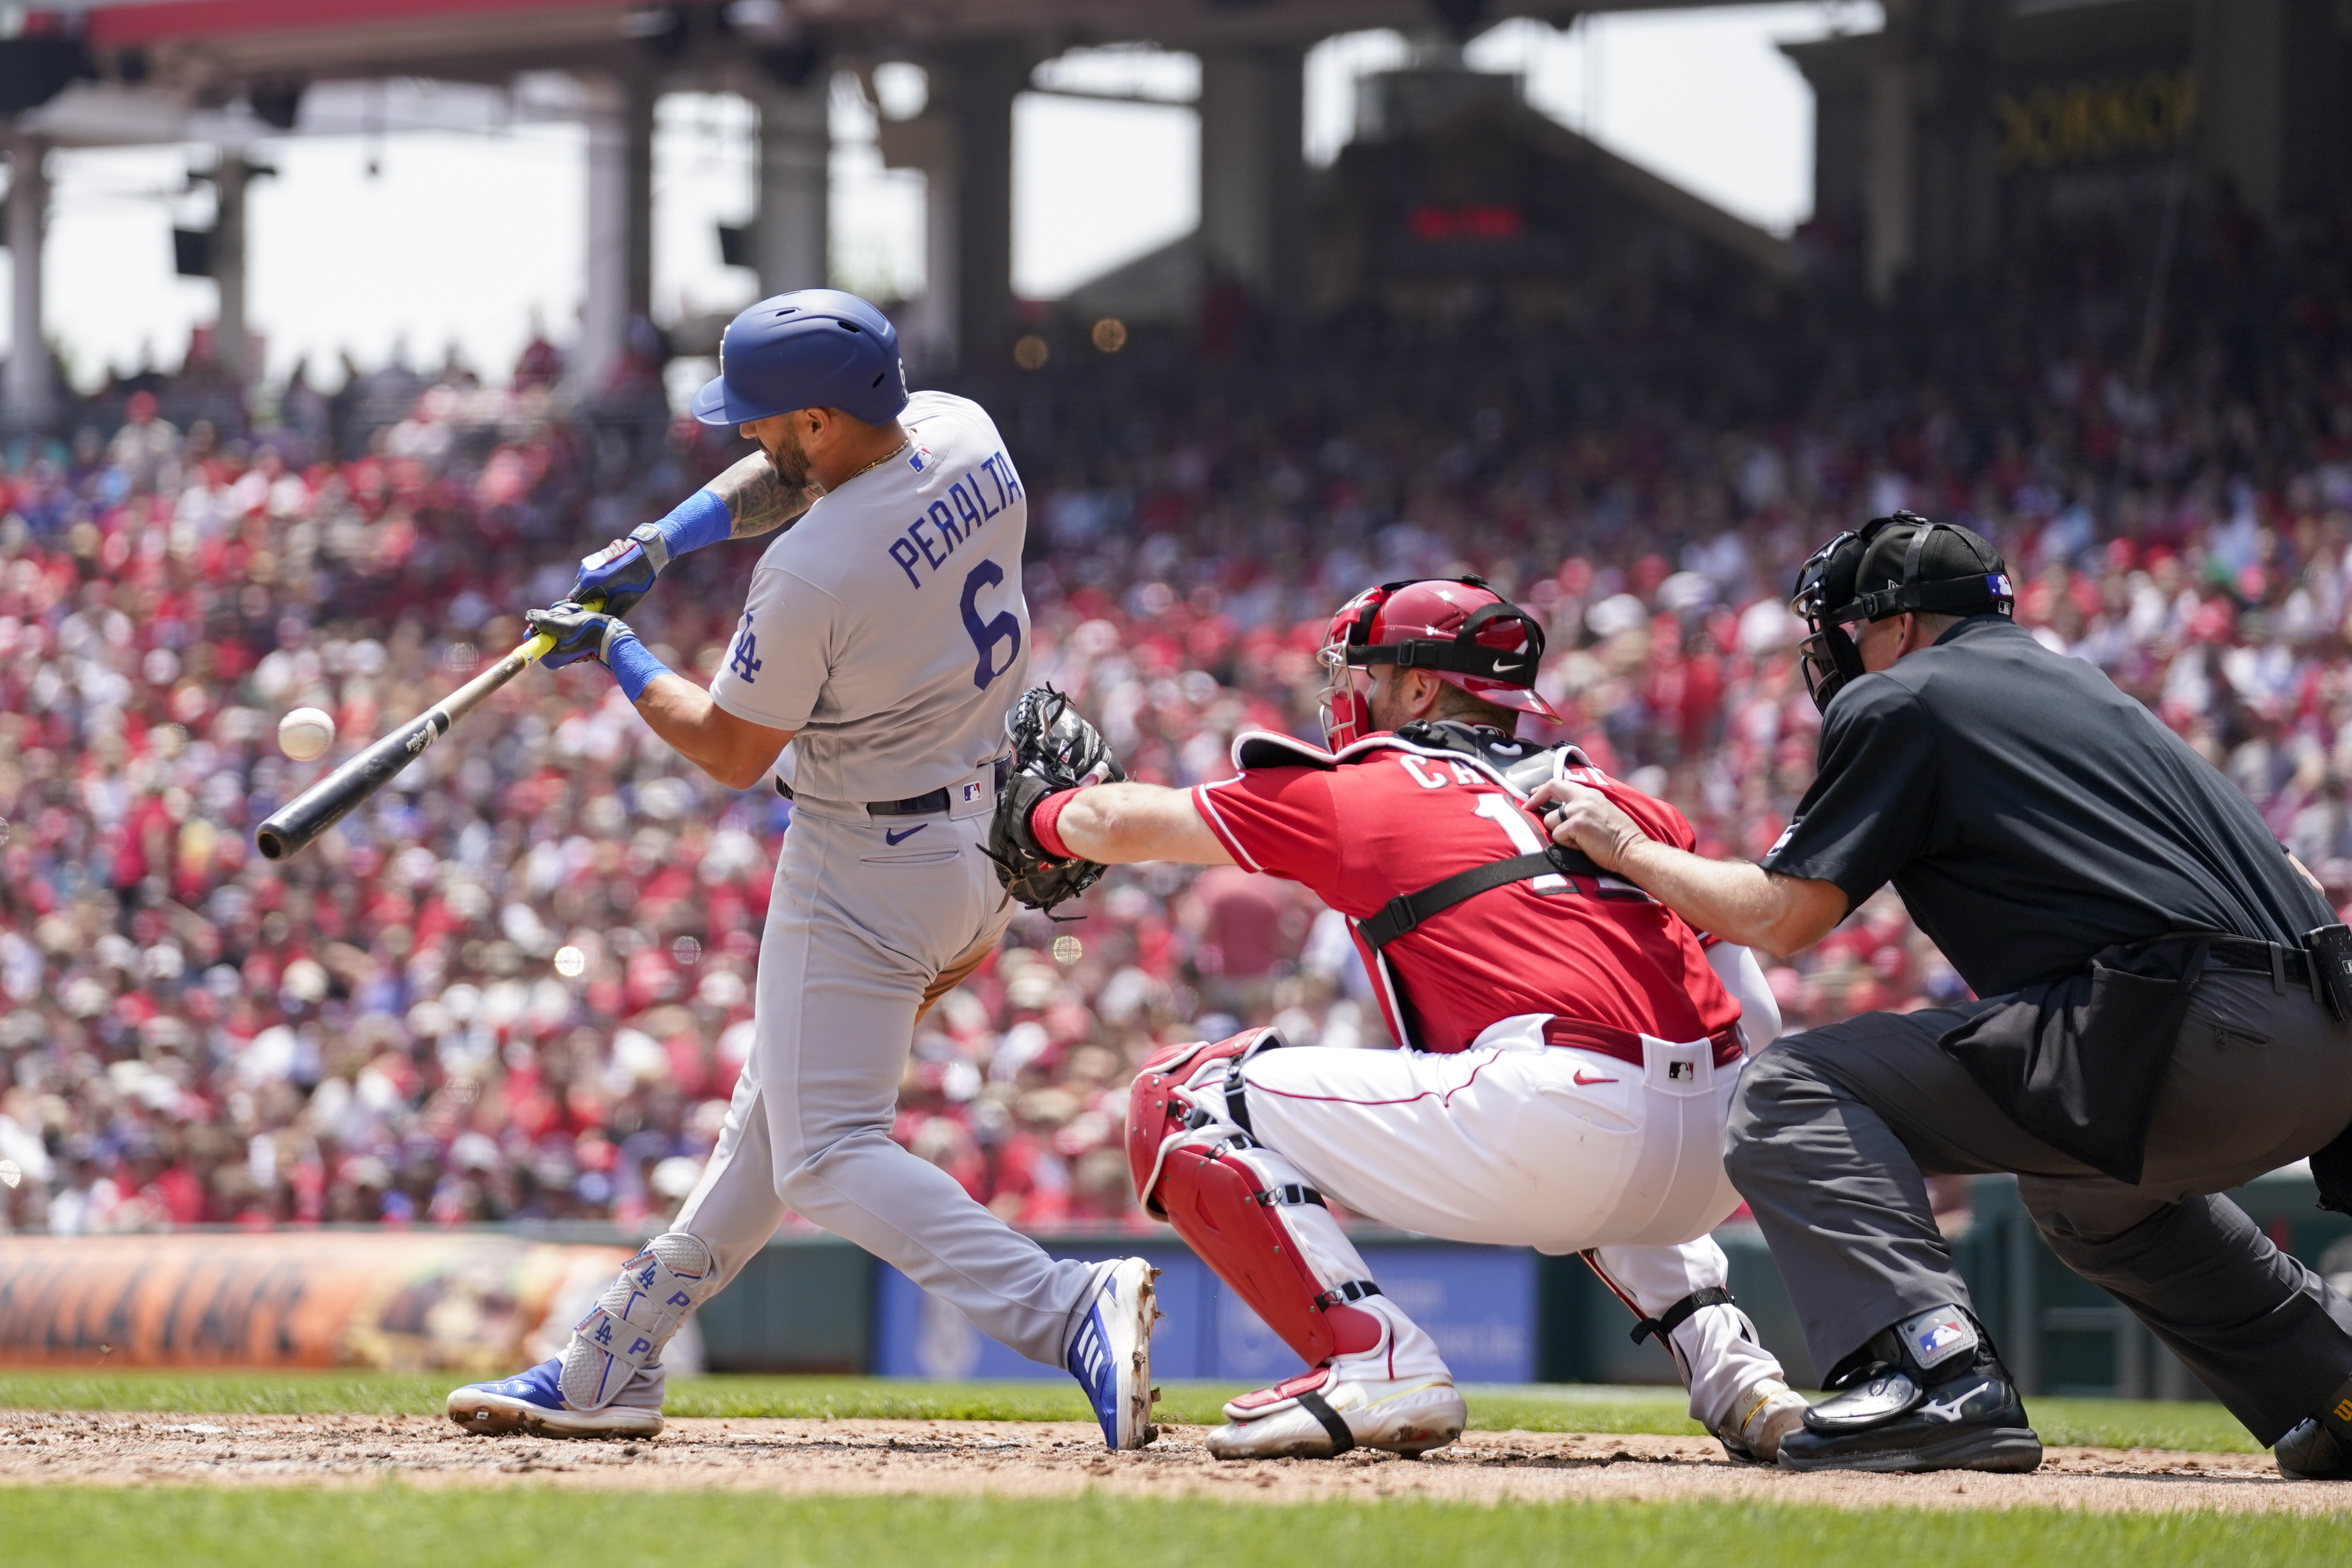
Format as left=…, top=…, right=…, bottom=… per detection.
left=1726, top=969, right=2352, bottom=1442
left=674, top=796, right=1106, bottom=1366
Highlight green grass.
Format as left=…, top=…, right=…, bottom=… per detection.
left=0, top=1487, right=2341, bottom=1568
left=0, top=1370, right=2269, bottom=1453
left=2024, top=1397, right=2268, bottom=1455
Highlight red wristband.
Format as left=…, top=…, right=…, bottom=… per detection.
left=1029, top=787, right=1084, bottom=860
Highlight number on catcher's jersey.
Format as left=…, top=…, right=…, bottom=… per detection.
left=1472, top=794, right=1569, bottom=892
left=1397, top=755, right=1569, bottom=893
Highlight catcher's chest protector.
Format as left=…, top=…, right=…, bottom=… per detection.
left=1125, top=1032, right=1383, bottom=1365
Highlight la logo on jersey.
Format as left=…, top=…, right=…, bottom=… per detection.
left=729, top=612, right=763, bottom=683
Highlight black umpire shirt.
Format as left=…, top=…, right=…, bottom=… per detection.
left=1761, top=614, right=2330, bottom=997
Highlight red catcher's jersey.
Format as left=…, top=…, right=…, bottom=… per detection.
left=1191, top=735, right=1738, bottom=1053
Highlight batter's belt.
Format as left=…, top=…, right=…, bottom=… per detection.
left=776, top=756, right=1011, bottom=816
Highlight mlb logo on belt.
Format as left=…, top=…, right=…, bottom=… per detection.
left=1668, top=1061, right=1693, bottom=1081
left=962, top=781, right=982, bottom=803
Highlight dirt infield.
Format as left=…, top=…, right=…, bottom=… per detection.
left=0, top=1408, right=2335, bottom=1513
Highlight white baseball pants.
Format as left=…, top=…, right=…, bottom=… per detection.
left=673, top=796, right=1105, bottom=1367
left=1231, top=1008, right=1781, bottom=1432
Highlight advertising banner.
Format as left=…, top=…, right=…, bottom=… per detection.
left=0, top=1232, right=631, bottom=1372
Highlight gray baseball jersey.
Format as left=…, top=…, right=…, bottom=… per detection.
left=676, top=390, right=1108, bottom=1371
left=708, top=390, right=1030, bottom=807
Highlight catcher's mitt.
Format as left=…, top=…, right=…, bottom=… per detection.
left=988, top=685, right=1127, bottom=914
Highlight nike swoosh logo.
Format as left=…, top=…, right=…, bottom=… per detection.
left=885, top=825, right=928, bottom=846
left=1493, top=658, right=1528, bottom=674
left=1573, top=1069, right=1619, bottom=1086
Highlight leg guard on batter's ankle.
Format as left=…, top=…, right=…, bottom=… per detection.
left=559, top=1231, right=719, bottom=1411
left=1125, top=1029, right=1384, bottom=1366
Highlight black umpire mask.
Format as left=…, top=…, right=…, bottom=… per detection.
left=1792, top=512, right=2015, bottom=713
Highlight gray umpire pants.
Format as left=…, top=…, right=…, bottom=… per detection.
left=1726, top=969, right=2352, bottom=1443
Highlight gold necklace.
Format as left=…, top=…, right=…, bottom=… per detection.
left=835, top=437, right=909, bottom=491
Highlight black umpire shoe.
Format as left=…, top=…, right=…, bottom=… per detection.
left=2275, top=1381, right=2352, bottom=1480
left=2275, top=1420, right=2352, bottom=1480
left=1778, top=1304, right=2043, bottom=1474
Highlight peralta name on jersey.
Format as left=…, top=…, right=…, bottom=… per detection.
left=886, top=451, right=1024, bottom=589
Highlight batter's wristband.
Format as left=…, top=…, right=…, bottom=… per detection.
left=1029, top=787, right=1084, bottom=860
left=604, top=631, right=671, bottom=703
left=652, top=488, right=732, bottom=558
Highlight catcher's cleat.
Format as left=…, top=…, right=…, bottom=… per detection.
left=445, top=1357, right=664, bottom=1439
left=1712, top=1377, right=1810, bottom=1466
left=1206, top=1364, right=1466, bottom=1460
left=1777, top=1304, right=2041, bottom=1474
left=1067, top=1257, right=1160, bottom=1451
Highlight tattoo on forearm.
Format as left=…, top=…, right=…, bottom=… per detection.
left=709, top=451, right=816, bottom=539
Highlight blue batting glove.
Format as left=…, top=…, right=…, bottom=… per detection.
left=570, top=528, right=666, bottom=619
left=526, top=600, right=672, bottom=701
left=526, top=600, right=631, bottom=669
left=569, top=490, right=733, bottom=616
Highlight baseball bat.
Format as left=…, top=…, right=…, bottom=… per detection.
left=253, top=612, right=581, bottom=862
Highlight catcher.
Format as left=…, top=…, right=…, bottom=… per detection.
left=988, top=577, right=1810, bottom=1462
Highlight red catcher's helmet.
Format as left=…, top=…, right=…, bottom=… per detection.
left=1317, top=576, right=1559, bottom=747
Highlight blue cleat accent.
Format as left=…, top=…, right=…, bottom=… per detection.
left=1066, top=1257, right=1160, bottom=1451
left=446, top=1356, right=664, bottom=1439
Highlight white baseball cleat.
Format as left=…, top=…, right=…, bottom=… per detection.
left=1716, top=1377, right=1811, bottom=1465
left=1206, top=1364, right=1467, bottom=1460
left=445, top=1357, right=665, bottom=1439
left=1066, top=1257, right=1161, bottom=1450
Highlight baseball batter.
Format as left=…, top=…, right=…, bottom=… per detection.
left=445, top=291, right=1157, bottom=1449
left=991, top=578, right=1809, bottom=1460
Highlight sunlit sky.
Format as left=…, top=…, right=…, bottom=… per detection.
left=9, top=4, right=1881, bottom=391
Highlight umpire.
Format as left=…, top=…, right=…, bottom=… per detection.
left=1538, top=511, right=2352, bottom=1477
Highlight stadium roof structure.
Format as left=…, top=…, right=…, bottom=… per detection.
left=55, top=0, right=1757, bottom=63
left=3, top=0, right=2325, bottom=443
left=0, top=0, right=1806, bottom=428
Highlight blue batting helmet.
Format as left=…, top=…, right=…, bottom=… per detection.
left=690, top=289, right=909, bottom=427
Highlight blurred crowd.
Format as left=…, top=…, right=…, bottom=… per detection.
left=8, top=200, right=2352, bottom=1239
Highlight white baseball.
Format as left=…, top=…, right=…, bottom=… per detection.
left=278, top=706, right=337, bottom=762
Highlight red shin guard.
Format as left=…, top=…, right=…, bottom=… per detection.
left=1126, top=1031, right=1381, bottom=1366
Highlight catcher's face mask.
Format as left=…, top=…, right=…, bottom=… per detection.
left=1317, top=588, right=1383, bottom=749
